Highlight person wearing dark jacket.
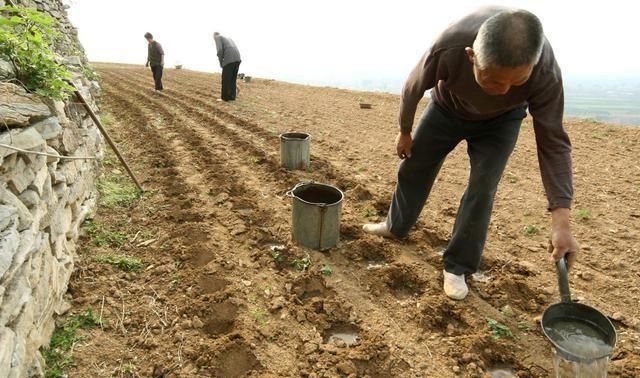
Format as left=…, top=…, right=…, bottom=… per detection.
left=213, top=32, right=241, bottom=101
left=363, top=7, right=579, bottom=301
left=144, top=32, right=164, bottom=91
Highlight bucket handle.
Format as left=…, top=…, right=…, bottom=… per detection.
left=286, top=182, right=327, bottom=205
left=556, top=257, right=572, bottom=303
left=285, top=182, right=308, bottom=198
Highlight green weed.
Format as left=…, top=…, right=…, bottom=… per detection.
left=0, top=6, right=74, bottom=99
left=250, top=308, right=270, bottom=326
left=95, top=254, right=143, bottom=272
left=320, top=265, right=333, bottom=276
left=97, top=179, right=140, bottom=208
left=486, top=318, right=513, bottom=340
left=42, top=309, right=102, bottom=378
left=576, top=209, right=592, bottom=221
left=522, top=225, right=540, bottom=236
left=291, top=254, right=311, bottom=272
left=93, top=230, right=127, bottom=247
left=362, top=207, right=377, bottom=217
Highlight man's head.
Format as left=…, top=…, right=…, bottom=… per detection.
left=213, top=32, right=220, bottom=39
left=466, top=9, right=544, bottom=95
left=144, top=32, right=153, bottom=43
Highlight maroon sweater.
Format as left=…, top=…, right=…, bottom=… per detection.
left=400, top=7, right=573, bottom=210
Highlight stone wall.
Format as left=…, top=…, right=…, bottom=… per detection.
left=0, top=1, right=103, bottom=376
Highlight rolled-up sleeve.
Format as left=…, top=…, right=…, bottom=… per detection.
left=399, top=49, right=448, bottom=133
left=528, top=80, right=573, bottom=210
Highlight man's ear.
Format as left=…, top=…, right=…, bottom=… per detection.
left=465, top=47, right=475, bottom=64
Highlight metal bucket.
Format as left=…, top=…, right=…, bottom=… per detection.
left=286, top=182, right=343, bottom=251
left=541, top=258, right=616, bottom=363
left=280, top=132, right=310, bottom=170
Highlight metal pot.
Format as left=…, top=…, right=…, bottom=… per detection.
left=541, top=258, right=617, bottom=362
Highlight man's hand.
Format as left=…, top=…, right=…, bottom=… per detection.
left=396, top=132, right=413, bottom=159
left=145, top=61, right=149, bottom=68
left=548, top=208, right=580, bottom=269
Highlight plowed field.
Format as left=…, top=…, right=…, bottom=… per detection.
left=65, top=63, right=640, bottom=377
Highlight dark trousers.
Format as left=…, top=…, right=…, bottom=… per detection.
left=387, top=102, right=526, bottom=275
left=150, top=65, right=163, bottom=90
left=221, top=61, right=241, bottom=101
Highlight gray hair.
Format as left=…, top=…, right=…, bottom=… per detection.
left=472, top=9, right=544, bottom=69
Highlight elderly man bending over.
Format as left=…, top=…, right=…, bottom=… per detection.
left=363, top=7, right=579, bottom=300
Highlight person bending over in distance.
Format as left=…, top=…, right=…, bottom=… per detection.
left=213, top=32, right=242, bottom=102
left=144, top=32, right=164, bottom=92
left=363, top=7, right=579, bottom=300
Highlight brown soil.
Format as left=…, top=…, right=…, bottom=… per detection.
left=64, top=63, right=640, bottom=377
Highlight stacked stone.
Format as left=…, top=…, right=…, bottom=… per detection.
left=0, top=1, right=104, bottom=376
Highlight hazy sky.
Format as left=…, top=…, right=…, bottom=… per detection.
left=67, top=0, right=639, bottom=88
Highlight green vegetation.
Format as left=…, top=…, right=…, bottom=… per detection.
left=83, top=219, right=98, bottom=235
left=522, top=225, right=540, bottom=236
left=506, top=172, right=518, bottom=184
left=517, top=320, right=531, bottom=332
left=99, top=113, right=114, bottom=128
left=250, top=308, right=269, bottom=326
left=97, top=179, right=140, bottom=208
left=575, top=208, right=592, bottom=221
left=82, top=64, right=100, bottom=81
left=122, top=362, right=137, bottom=375
left=271, top=250, right=283, bottom=264
left=292, top=254, right=311, bottom=272
left=83, top=220, right=128, bottom=248
left=43, top=309, right=102, bottom=378
left=320, top=265, right=333, bottom=276
left=486, top=318, right=513, bottom=340
left=362, top=207, right=377, bottom=217
left=93, top=230, right=128, bottom=247
left=0, top=6, right=74, bottom=99
left=95, top=254, right=143, bottom=272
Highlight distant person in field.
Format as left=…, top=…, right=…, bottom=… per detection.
left=213, top=32, right=241, bottom=101
left=144, top=32, right=164, bottom=91
left=363, top=7, right=579, bottom=300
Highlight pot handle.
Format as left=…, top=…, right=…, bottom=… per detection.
left=556, top=257, right=572, bottom=303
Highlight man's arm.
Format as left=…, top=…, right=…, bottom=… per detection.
left=528, top=80, right=579, bottom=266
left=529, top=81, right=573, bottom=210
left=395, top=48, right=447, bottom=158
left=157, top=42, right=165, bottom=66
left=399, top=49, right=445, bottom=133
left=214, top=37, right=224, bottom=67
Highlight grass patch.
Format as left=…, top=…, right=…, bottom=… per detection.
left=97, top=179, right=140, bottom=208
left=486, top=318, right=513, bottom=340
left=43, top=309, right=102, bottom=378
left=95, top=254, right=143, bottom=272
left=83, top=219, right=98, bottom=235
left=522, top=225, right=540, bottom=236
left=83, top=220, right=128, bottom=247
left=99, top=113, right=114, bottom=127
left=93, top=230, right=128, bottom=247
left=506, top=172, right=518, bottom=183
left=575, top=208, right=592, bottom=221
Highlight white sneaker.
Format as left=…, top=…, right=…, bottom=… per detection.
left=443, top=270, right=468, bottom=300
left=362, top=222, right=395, bottom=238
